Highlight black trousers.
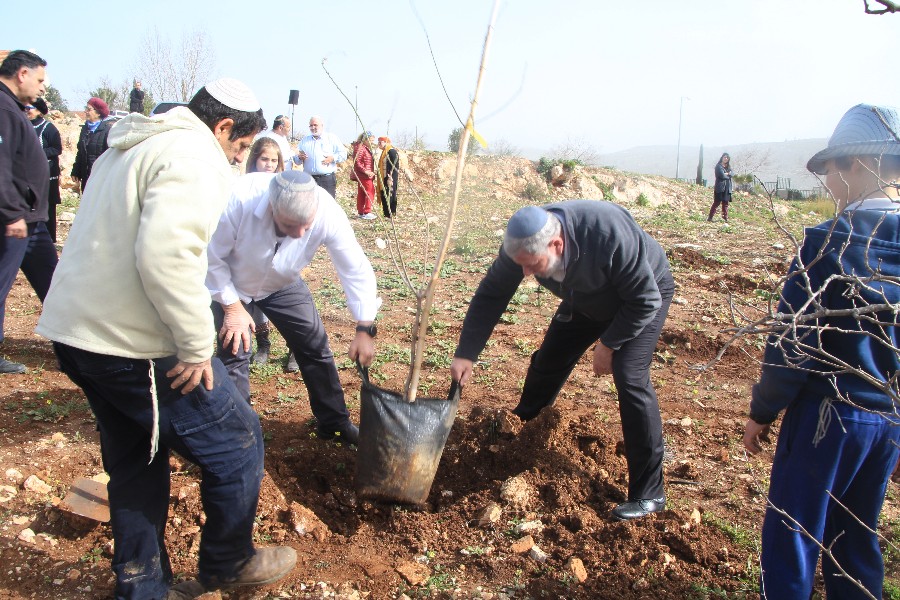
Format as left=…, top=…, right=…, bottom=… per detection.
left=311, top=173, right=337, bottom=199
left=513, top=279, right=674, bottom=500
left=212, top=279, right=351, bottom=430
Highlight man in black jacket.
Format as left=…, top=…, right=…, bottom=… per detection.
left=129, top=79, right=145, bottom=114
left=0, top=50, right=58, bottom=374
left=451, top=201, right=674, bottom=520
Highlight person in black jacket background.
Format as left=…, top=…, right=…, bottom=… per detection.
left=708, top=152, right=733, bottom=222
left=25, top=98, right=61, bottom=241
left=0, top=50, right=58, bottom=374
left=71, top=96, right=113, bottom=192
left=129, top=79, right=144, bottom=114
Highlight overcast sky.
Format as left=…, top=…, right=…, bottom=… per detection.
left=5, top=1, right=898, bottom=154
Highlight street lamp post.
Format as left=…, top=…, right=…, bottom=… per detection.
left=675, top=96, right=689, bottom=180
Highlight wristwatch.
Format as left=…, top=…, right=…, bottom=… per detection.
left=356, top=323, right=377, bottom=337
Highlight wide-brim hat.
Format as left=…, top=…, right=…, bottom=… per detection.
left=807, top=103, right=900, bottom=174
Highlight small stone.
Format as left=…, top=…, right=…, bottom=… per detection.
left=5, top=468, right=24, bottom=483
left=680, top=417, right=692, bottom=428
left=499, top=475, right=536, bottom=510
left=51, top=432, right=67, bottom=443
left=396, top=561, right=431, bottom=586
left=289, top=501, right=331, bottom=540
left=515, top=520, right=544, bottom=534
left=772, top=243, right=785, bottom=250
left=12, top=516, right=29, bottom=525
left=510, top=535, right=534, bottom=554
left=66, top=569, right=81, bottom=580
left=18, top=528, right=35, bottom=543
left=564, top=557, right=588, bottom=583
left=690, top=508, right=702, bottom=525
left=633, top=577, right=650, bottom=591
left=23, top=475, right=52, bottom=495
left=476, top=503, right=502, bottom=527
left=672, top=297, right=688, bottom=305
left=528, top=545, right=548, bottom=562
left=662, top=553, right=675, bottom=566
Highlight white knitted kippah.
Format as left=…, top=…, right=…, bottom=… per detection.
left=204, top=78, right=260, bottom=112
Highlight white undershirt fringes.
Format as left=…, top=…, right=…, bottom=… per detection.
left=148, top=359, right=160, bottom=464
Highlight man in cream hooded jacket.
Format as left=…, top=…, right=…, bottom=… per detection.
left=36, top=80, right=297, bottom=600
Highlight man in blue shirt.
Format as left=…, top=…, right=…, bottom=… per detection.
left=297, top=115, right=346, bottom=198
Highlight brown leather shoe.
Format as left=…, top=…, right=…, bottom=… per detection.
left=205, top=546, right=297, bottom=589
left=166, top=579, right=205, bottom=599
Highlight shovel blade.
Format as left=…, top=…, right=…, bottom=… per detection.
left=59, top=477, right=110, bottom=523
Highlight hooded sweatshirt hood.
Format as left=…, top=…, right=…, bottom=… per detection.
left=108, top=106, right=226, bottom=162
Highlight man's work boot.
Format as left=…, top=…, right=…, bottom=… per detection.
left=166, top=579, right=205, bottom=600
left=0, top=358, right=26, bottom=374
left=284, top=352, right=299, bottom=373
left=251, top=324, right=271, bottom=365
left=204, top=546, right=297, bottom=590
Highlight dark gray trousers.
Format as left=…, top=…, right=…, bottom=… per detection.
left=212, top=279, right=351, bottom=430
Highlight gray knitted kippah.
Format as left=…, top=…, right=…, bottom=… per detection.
left=507, top=206, right=550, bottom=238
left=273, top=170, right=316, bottom=193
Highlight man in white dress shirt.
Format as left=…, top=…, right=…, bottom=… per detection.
left=254, top=115, right=299, bottom=167
left=206, top=171, right=378, bottom=444
left=296, top=115, right=346, bottom=198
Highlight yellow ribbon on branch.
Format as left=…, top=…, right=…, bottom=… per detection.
left=466, top=118, right=487, bottom=149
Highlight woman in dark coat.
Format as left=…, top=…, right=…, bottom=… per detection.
left=707, top=152, right=733, bottom=223
left=25, top=98, right=62, bottom=242
left=71, top=97, right=114, bottom=192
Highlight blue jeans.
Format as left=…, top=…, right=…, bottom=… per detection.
left=212, top=279, right=351, bottom=431
left=0, top=221, right=57, bottom=342
left=513, top=279, right=673, bottom=501
left=54, top=343, right=264, bottom=600
left=760, top=397, right=900, bottom=599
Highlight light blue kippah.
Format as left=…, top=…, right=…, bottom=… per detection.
left=507, top=206, right=550, bottom=238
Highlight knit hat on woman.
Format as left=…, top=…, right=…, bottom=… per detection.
left=87, top=97, right=110, bottom=119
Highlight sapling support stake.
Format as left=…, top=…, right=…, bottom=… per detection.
left=403, top=0, right=500, bottom=401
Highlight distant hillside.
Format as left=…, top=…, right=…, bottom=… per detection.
left=517, top=139, right=829, bottom=193
left=595, top=139, right=828, bottom=192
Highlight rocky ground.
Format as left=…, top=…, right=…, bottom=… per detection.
left=0, top=122, right=897, bottom=599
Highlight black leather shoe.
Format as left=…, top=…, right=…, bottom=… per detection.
left=316, top=423, right=359, bottom=445
left=612, top=497, right=665, bottom=521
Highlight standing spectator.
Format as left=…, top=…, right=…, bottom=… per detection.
left=707, top=152, right=733, bottom=222
left=743, top=103, right=900, bottom=600
left=71, top=96, right=114, bottom=192
left=254, top=115, right=298, bottom=168
left=297, top=115, right=346, bottom=198
left=377, top=136, right=400, bottom=218
left=26, top=97, right=62, bottom=242
left=129, top=79, right=145, bottom=114
left=451, top=201, right=674, bottom=521
left=206, top=171, right=380, bottom=446
left=352, top=131, right=377, bottom=219
left=36, top=78, right=296, bottom=599
left=0, top=50, right=58, bottom=375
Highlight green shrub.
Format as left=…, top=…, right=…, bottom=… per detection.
left=522, top=182, right=547, bottom=201
left=636, top=193, right=649, bottom=207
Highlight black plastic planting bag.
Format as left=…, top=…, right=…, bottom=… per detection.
left=355, top=365, right=460, bottom=504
